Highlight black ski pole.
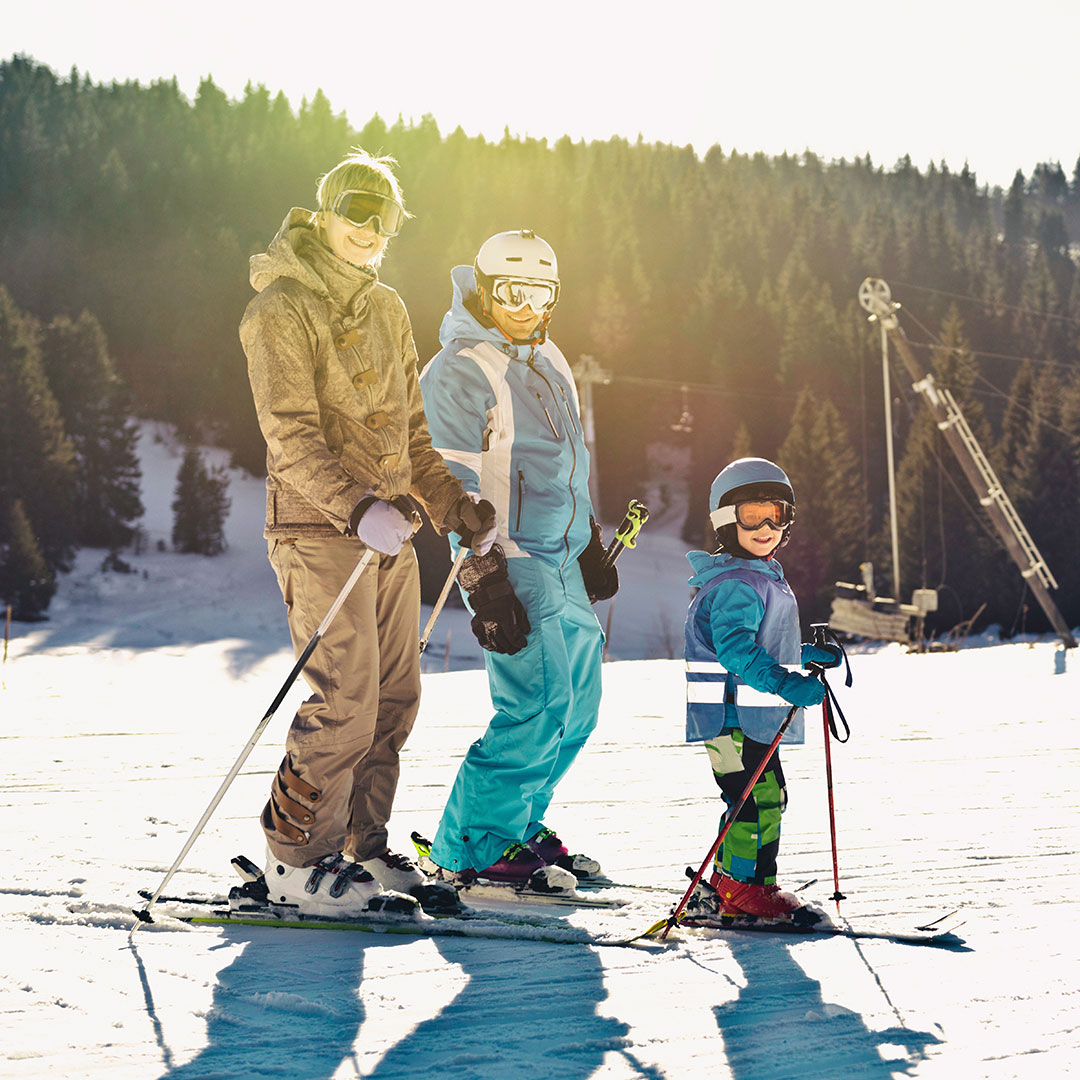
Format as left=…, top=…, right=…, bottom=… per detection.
left=602, top=499, right=649, bottom=568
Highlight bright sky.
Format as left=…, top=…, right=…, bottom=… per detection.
left=7, top=0, right=1078, bottom=189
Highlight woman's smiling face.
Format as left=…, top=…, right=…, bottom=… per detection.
left=321, top=212, right=387, bottom=267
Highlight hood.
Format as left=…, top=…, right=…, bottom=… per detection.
left=438, top=264, right=535, bottom=359
left=686, top=549, right=785, bottom=589
left=249, top=208, right=377, bottom=311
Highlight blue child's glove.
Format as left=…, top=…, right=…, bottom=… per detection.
left=778, top=671, right=826, bottom=707
left=801, top=643, right=842, bottom=670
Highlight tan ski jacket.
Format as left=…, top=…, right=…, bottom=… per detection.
left=241, top=209, right=463, bottom=538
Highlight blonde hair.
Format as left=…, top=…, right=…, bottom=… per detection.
left=315, top=148, right=410, bottom=216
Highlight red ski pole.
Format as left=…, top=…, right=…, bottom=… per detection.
left=656, top=704, right=798, bottom=940
left=811, top=623, right=846, bottom=910
left=821, top=690, right=845, bottom=910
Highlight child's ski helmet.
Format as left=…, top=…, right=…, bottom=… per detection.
left=708, top=457, right=795, bottom=555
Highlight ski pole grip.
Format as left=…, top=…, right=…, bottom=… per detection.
left=603, top=499, right=649, bottom=567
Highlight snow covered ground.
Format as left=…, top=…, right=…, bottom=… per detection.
left=2, top=426, right=1079, bottom=1079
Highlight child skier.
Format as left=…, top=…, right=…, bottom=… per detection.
left=684, top=457, right=839, bottom=920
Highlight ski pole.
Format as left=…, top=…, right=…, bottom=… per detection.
left=821, top=692, right=844, bottom=909
left=130, top=545, right=378, bottom=936
left=419, top=546, right=468, bottom=655
left=813, top=624, right=845, bottom=910
left=602, top=499, right=649, bottom=568
left=654, top=703, right=799, bottom=940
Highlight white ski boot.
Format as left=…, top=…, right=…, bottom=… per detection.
left=360, top=850, right=462, bottom=913
left=264, top=850, right=416, bottom=918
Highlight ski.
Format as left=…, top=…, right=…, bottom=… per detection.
left=666, top=911, right=967, bottom=948
left=449, top=879, right=628, bottom=909
left=140, top=890, right=665, bottom=951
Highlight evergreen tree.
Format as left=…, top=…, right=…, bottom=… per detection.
left=0, top=287, right=76, bottom=582
left=0, top=499, right=55, bottom=620
left=171, top=448, right=230, bottom=555
left=777, top=389, right=863, bottom=626
left=1006, top=365, right=1080, bottom=629
left=39, top=312, right=143, bottom=548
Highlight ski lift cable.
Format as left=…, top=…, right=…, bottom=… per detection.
left=908, top=339, right=1078, bottom=373
left=611, top=373, right=802, bottom=401
left=899, top=307, right=1080, bottom=444
left=907, top=338, right=1078, bottom=373
left=891, top=279, right=1080, bottom=328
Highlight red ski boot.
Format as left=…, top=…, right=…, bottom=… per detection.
left=710, top=871, right=803, bottom=919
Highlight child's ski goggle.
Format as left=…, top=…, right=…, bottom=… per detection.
left=710, top=499, right=794, bottom=531
left=330, top=190, right=406, bottom=237
left=490, top=277, right=559, bottom=313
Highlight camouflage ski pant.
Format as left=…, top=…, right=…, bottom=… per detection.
left=262, top=537, right=421, bottom=867
left=705, top=729, right=787, bottom=884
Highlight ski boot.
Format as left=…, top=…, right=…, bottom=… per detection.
left=359, top=850, right=462, bottom=914
left=527, top=827, right=604, bottom=880
left=710, top=871, right=818, bottom=924
left=414, top=835, right=576, bottom=895
left=262, top=850, right=419, bottom=918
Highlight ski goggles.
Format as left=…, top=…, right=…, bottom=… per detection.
left=490, top=277, right=559, bottom=313
left=329, top=190, right=406, bottom=237
left=710, top=499, right=794, bottom=531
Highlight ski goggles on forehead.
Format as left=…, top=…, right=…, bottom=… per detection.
left=490, top=277, right=559, bottom=313
left=710, top=499, right=794, bottom=531
left=329, top=190, right=406, bottom=237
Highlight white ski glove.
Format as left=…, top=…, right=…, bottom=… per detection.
left=348, top=496, right=420, bottom=555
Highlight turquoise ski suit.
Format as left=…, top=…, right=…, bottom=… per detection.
left=419, top=266, right=603, bottom=873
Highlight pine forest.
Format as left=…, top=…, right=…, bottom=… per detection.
left=2, top=55, right=1079, bottom=636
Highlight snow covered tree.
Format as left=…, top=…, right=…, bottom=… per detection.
left=171, top=448, right=230, bottom=556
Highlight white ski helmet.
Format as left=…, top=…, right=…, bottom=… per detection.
left=474, top=229, right=561, bottom=312
left=708, top=457, right=795, bottom=553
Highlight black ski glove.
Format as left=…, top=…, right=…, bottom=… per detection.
left=459, top=545, right=531, bottom=655
left=577, top=517, right=619, bottom=604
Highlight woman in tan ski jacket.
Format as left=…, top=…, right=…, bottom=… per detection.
left=240, top=149, right=495, bottom=917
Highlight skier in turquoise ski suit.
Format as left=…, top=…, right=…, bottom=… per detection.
left=419, top=231, right=617, bottom=886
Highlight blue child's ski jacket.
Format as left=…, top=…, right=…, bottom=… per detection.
left=683, top=549, right=806, bottom=745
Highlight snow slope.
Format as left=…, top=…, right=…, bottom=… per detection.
left=2, top=426, right=1078, bottom=1079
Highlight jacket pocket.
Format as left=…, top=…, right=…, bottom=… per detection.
left=516, top=469, right=526, bottom=531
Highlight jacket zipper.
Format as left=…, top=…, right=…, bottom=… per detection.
left=516, top=469, right=525, bottom=531
left=534, top=391, right=560, bottom=438
left=558, top=385, right=580, bottom=434
left=527, top=354, right=578, bottom=566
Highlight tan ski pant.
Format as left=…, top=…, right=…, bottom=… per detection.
left=263, top=537, right=421, bottom=867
